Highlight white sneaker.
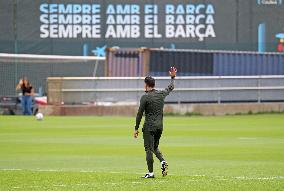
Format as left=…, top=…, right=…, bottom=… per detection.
left=141, top=173, right=155, bottom=179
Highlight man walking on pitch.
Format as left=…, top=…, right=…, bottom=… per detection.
left=134, top=67, right=177, bottom=179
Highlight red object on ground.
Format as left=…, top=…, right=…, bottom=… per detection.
left=35, top=97, right=47, bottom=105
left=277, top=42, right=283, bottom=52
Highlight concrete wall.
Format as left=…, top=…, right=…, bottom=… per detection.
left=47, top=76, right=284, bottom=104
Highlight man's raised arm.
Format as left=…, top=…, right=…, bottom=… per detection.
left=164, top=67, right=177, bottom=96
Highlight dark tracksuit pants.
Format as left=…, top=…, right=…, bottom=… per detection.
left=143, top=129, right=165, bottom=173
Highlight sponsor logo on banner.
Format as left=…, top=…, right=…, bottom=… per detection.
left=257, top=0, right=282, bottom=5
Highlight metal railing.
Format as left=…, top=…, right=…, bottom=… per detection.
left=47, top=76, right=284, bottom=105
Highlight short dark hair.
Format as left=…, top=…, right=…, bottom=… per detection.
left=144, top=76, right=155, bottom=88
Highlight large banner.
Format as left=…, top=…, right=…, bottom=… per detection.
left=39, top=3, right=216, bottom=41
left=0, top=0, right=284, bottom=56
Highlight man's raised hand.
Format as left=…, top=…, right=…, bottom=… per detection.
left=169, top=67, right=177, bottom=78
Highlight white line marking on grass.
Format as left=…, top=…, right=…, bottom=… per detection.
left=53, top=184, right=67, bottom=187
left=79, top=170, right=96, bottom=173
left=76, top=183, right=89, bottom=186
left=0, top=168, right=146, bottom=175
left=235, top=176, right=284, bottom=180
left=37, top=169, right=59, bottom=172
left=1, top=168, right=23, bottom=171
left=105, top=183, right=118, bottom=185
left=108, top=171, right=126, bottom=174
left=5, top=168, right=282, bottom=181
left=217, top=178, right=229, bottom=181
left=238, top=137, right=257, bottom=140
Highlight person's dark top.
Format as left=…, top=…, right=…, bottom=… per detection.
left=135, top=78, right=175, bottom=131
left=21, top=85, right=33, bottom=96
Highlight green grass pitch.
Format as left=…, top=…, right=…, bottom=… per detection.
left=0, top=114, right=283, bottom=191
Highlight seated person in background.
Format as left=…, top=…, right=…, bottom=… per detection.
left=16, top=76, right=34, bottom=115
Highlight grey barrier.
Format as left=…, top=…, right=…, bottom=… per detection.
left=47, top=76, right=284, bottom=105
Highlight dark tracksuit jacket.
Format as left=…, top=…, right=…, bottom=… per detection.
left=135, top=78, right=174, bottom=131
left=135, top=77, right=175, bottom=132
